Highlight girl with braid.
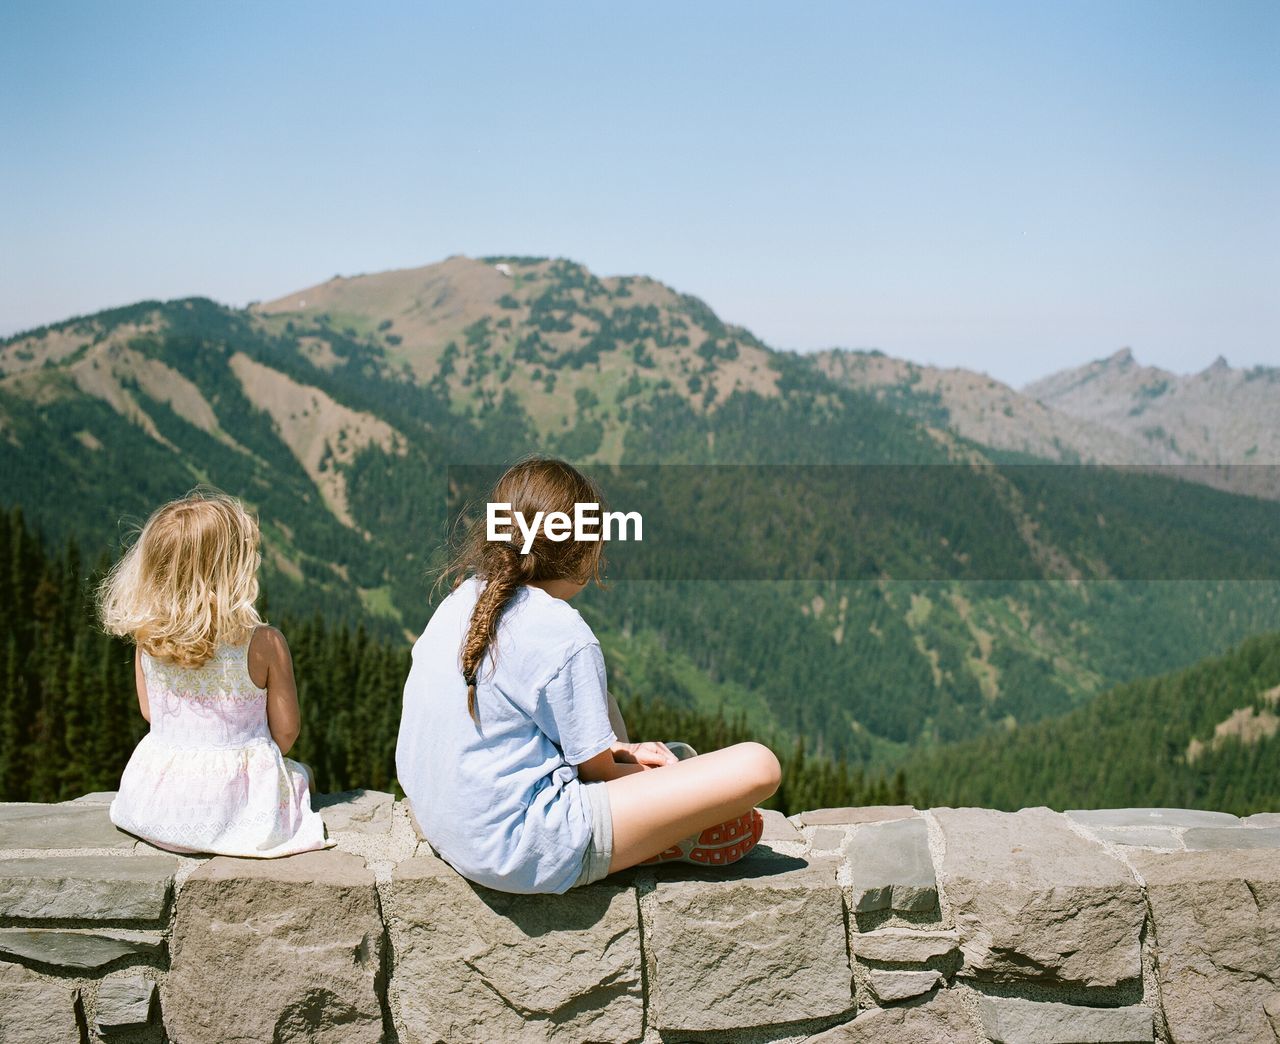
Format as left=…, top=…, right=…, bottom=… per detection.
left=396, top=457, right=780, bottom=894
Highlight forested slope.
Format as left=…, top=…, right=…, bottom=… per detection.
left=904, top=628, right=1280, bottom=814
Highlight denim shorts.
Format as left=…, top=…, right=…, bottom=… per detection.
left=570, top=740, right=698, bottom=889
left=571, top=778, right=614, bottom=888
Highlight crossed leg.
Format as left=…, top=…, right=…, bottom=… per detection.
left=604, top=741, right=781, bottom=873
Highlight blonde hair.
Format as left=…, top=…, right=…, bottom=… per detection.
left=98, top=488, right=264, bottom=667
left=442, top=457, right=606, bottom=724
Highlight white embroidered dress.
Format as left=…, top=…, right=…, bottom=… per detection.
left=109, top=635, right=330, bottom=857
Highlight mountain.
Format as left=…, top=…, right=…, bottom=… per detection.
left=813, top=346, right=1280, bottom=499
left=1025, top=347, right=1280, bottom=466
left=2, top=255, right=1278, bottom=774
left=810, top=348, right=1151, bottom=463
left=905, top=628, right=1280, bottom=815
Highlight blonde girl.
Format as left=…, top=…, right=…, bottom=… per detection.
left=99, top=488, right=329, bottom=857
left=396, top=457, right=781, bottom=894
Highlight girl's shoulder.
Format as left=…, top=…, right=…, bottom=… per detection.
left=246, top=623, right=288, bottom=682
left=502, top=585, right=597, bottom=657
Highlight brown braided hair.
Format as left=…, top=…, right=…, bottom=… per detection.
left=443, top=457, right=607, bottom=724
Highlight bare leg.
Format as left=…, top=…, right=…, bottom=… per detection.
left=604, top=741, right=781, bottom=873
left=606, top=690, right=630, bottom=744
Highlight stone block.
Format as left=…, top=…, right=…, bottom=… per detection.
left=1081, top=827, right=1181, bottom=849
left=976, top=995, right=1154, bottom=1043
left=0, top=927, right=163, bottom=970
left=803, top=986, right=982, bottom=1042
left=0, top=855, right=176, bottom=922
left=645, top=851, right=852, bottom=1032
left=1064, top=807, right=1238, bottom=829
left=1182, top=825, right=1280, bottom=850
left=95, top=973, right=156, bottom=1035
left=1244, top=812, right=1280, bottom=827
left=67, top=791, right=117, bottom=805
left=402, top=798, right=427, bottom=840
left=760, top=808, right=803, bottom=845
left=0, top=802, right=136, bottom=850
left=165, top=849, right=384, bottom=1044
left=811, top=826, right=847, bottom=851
left=865, top=968, right=944, bottom=1003
left=388, top=847, right=643, bottom=1043
left=933, top=807, right=1144, bottom=987
left=1128, top=847, right=1280, bottom=1043
left=0, top=963, right=84, bottom=1044
left=798, top=805, right=918, bottom=827
left=314, top=789, right=394, bottom=835
left=850, top=926, right=960, bottom=963
left=844, top=816, right=937, bottom=915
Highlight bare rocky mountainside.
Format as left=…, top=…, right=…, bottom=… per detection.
left=1025, top=347, right=1280, bottom=464
left=814, top=346, right=1280, bottom=498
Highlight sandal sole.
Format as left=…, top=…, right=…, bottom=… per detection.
left=638, top=809, right=764, bottom=866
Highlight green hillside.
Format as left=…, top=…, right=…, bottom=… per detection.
left=905, top=629, right=1280, bottom=815
left=3, top=255, right=1279, bottom=776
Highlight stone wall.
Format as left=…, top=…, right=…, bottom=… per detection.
left=1, top=793, right=1277, bottom=1043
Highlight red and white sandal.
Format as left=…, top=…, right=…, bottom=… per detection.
left=639, top=808, right=765, bottom=866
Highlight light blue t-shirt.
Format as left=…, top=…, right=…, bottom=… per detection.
left=395, top=576, right=617, bottom=894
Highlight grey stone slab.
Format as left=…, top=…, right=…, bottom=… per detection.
left=96, top=973, right=156, bottom=1034
left=1244, top=812, right=1280, bottom=827
left=0, top=927, right=163, bottom=970
left=646, top=851, right=852, bottom=1032
left=166, top=850, right=384, bottom=1044
left=1128, top=848, right=1280, bottom=1043
left=1064, top=807, right=1239, bottom=829
left=1085, top=827, right=1181, bottom=849
left=0, top=855, right=177, bottom=922
left=799, top=805, right=918, bottom=827
left=850, top=927, right=960, bottom=963
left=0, top=963, right=84, bottom=1044
left=865, top=968, right=944, bottom=1002
left=803, top=987, right=983, bottom=1043
left=1182, top=825, right=1280, bottom=850
left=977, top=995, right=1154, bottom=1043
left=811, top=826, right=847, bottom=851
left=934, top=807, right=1145, bottom=988
left=0, top=801, right=136, bottom=850
left=67, top=791, right=117, bottom=805
left=760, top=808, right=803, bottom=845
left=844, top=816, right=938, bottom=915
left=388, top=847, right=643, bottom=1043
left=313, top=788, right=393, bottom=835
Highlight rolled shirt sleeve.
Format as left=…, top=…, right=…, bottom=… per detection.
left=533, top=642, right=617, bottom=765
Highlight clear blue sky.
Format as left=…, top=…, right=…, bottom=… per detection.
left=2, top=1, right=1276, bottom=385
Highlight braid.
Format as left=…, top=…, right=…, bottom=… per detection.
left=460, top=545, right=535, bottom=724
left=442, top=455, right=607, bottom=726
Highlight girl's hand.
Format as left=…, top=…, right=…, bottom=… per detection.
left=612, top=741, right=679, bottom=768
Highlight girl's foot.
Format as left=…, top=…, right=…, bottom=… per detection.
left=638, top=808, right=764, bottom=867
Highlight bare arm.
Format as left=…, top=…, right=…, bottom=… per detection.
left=252, top=626, right=301, bottom=755
left=134, top=646, right=150, bottom=723
left=576, top=746, right=647, bottom=783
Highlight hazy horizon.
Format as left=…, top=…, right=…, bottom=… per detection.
left=3, top=1, right=1276, bottom=386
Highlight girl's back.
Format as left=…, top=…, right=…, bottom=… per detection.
left=110, top=630, right=330, bottom=857
left=396, top=575, right=617, bottom=894
left=142, top=638, right=273, bottom=749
